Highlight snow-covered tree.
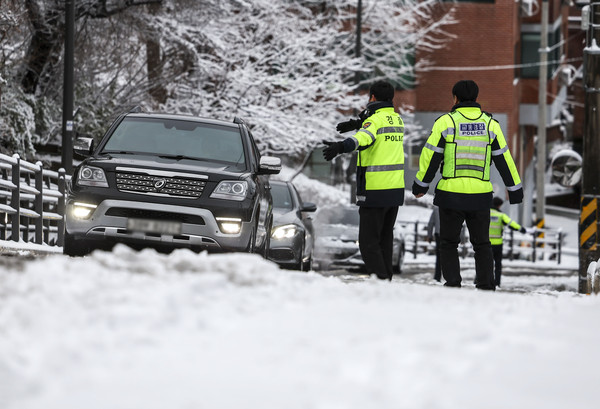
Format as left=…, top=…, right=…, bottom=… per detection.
left=1, top=0, right=456, bottom=161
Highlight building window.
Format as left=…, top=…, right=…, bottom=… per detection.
left=521, top=26, right=561, bottom=79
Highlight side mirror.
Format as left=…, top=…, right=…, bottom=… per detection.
left=301, top=202, right=317, bottom=212
left=550, top=149, right=582, bottom=187
left=73, top=137, right=94, bottom=158
left=258, top=156, right=281, bottom=175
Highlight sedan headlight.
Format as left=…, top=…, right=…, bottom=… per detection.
left=210, top=181, right=248, bottom=201
left=77, top=165, right=108, bottom=187
left=271, top=224, right=299, bottom=239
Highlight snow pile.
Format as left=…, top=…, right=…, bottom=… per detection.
left=0, top=244, right=599, bottom=409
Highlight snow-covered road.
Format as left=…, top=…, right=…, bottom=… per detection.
left=1, top=244, right=597, bottom=409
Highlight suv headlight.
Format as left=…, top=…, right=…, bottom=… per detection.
left=271, top=224, right=298, bottom=239
left=210, top=181, right=248, bottom=201
left=77, top=165, right=108, bottom=187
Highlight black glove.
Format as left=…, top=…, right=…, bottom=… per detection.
left=336, top=119, right=362, bottom=133
left=412, top=181, right=428, bottom=197
left=508, top=188, right=523, bottom=204
left=322, top=141, right=344, bottom=161
left=519, top=226, right=526, bottom=234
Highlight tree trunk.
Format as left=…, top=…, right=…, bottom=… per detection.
left=20, top=0, right=62, bottom=94
left=146, top=2, right=167, bottom=104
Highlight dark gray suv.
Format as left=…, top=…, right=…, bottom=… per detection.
left=64, top=111, right=281, bottom=256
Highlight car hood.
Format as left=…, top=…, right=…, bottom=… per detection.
left=272, top=209, right=299, bottom=226
left=84, top=154, right=247, bottom=178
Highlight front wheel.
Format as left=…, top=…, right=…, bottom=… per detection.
left=301, top=255, right=313, bottom=272
left=63, top=233, right=91, bottom=257
left=393, top=245, right=405, bottom=275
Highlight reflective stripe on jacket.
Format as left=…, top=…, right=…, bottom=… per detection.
left=350, top=106, right=405, bottom=207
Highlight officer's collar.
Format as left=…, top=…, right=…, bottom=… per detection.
left=451, top=101, right=481, bottom=111
left=366, top=101, right=394, bottom=111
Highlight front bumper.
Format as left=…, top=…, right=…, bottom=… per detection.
left=65, top=198, right=253, bottom=252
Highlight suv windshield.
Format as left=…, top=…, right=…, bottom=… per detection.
left=102, top=117, right=246, bottom=168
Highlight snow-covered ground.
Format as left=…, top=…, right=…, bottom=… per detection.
left=1, top=173, right=596, bottom=409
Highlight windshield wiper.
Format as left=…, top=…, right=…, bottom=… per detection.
left=158, top=154, right=201, bottom=161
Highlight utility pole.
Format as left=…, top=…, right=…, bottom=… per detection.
left=354, top=0, right=362, bottom=86
left=579, top=3, right=600, bottom=293
left=61, top=0, right=75, bottom=174
left=536, top=0, right=549, bottom=233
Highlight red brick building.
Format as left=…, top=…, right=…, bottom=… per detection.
left=398, top=0, right=583, bottom=223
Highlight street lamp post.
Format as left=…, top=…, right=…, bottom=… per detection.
left=61, top=0, right=75, bottom=174
left=579, top=3, right=600, bottom=293
left=536, top=0, right=548, bottom=232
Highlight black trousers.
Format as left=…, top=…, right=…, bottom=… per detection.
left=358, top=206, right=399, bottom=280
left=439, top=207, right=494, bottom=290
left=433, top=233, right=442, bottom=281
left=492, top=244, right=503, bottom=286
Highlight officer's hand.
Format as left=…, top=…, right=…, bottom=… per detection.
left=519, top=226, right=527, bottom=234
left=508, top=188, right=523, bottom=204
left=336, top=119, right=362, bottom=133
left=322, top=141, right=344, bottom=161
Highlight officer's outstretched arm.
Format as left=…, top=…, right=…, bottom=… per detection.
left=490, top=121, right=523, bottom=204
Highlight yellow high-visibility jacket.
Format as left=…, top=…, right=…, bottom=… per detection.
left=490, top=208, right=523, bottom=245
left=345, top=101, right=405, bottom=207
left=412, top=103, right=523, bottom=210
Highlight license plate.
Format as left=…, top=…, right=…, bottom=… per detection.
left=127, top=218, right=182, bottom=235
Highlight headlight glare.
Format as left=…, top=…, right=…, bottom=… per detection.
left=271, top=224, right=298, bottom=239
left=216, top=217, right=242, bottom=234
left=71, top=202, right=97, bottom=219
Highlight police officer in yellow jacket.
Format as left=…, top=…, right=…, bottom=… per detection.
left=490, top=196, right=526, bottom=287
left=412, top=80, right=523, bottom=290
left=323, top=81, right=405, bottom=280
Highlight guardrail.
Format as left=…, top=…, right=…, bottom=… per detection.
left=0, top=153, right=67, bottom=247
left=398, top=220, right=564, bottom=264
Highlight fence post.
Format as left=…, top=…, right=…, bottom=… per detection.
left=557, top=231, right=562, bottom=264
left=34, top=161, right=44, bottom=244
left=508, top=229, right=514, bottom=260
left=532, top=230, right=537, bottom=262
left=413, top=221, right=418, bottom=259
left=10, top=154, right=20, bottom=241
left=57, top=168, right=66, bottom=247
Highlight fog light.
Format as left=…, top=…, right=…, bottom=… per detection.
left=216, top=217, right=242, bottom=234
left=72, top=202, right=97, bottom=219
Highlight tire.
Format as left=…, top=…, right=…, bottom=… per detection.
left=261, top=216, right=272, bottom=259
left=246, top=226, right=256, bottom=253
left=393, top=245, right=405, bottom=275
left=301, top=254, right=313, bottom=272
left=63, top=232, right=91, bottom=257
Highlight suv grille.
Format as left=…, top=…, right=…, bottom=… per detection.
left=116, top=171, right=206, bottom=198
left=105, top=208, right=205, bottom=225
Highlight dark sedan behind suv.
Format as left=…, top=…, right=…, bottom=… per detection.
left=268, top=180, right=317, bottom=271
left=64, top=110, right=281, bottom=256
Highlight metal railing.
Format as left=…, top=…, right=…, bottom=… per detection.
left=0, top=153, right=67, bottom=247
left=398, top=220, right=564, bottom=264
